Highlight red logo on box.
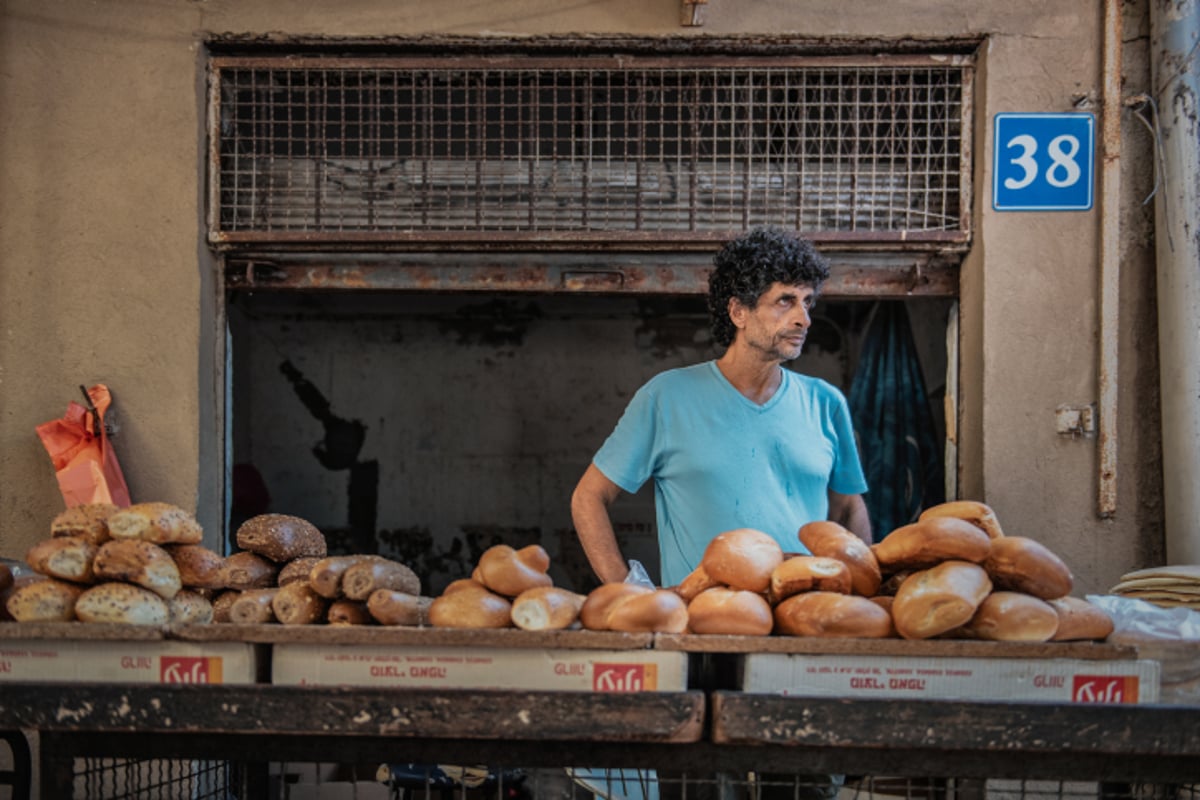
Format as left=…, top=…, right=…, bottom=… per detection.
left=593, top=663, right=657, bottom=692
left=161, top=656, right=222, bottom=684
left=1071, top=675, right=1138, bottom=704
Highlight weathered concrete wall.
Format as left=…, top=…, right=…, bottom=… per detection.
left=0, top=0, right=1161, bottom=595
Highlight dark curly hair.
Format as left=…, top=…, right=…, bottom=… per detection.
left=707, top=227, right=830, bottom=347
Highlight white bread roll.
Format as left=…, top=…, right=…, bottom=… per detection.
left=872, top=517, right=992, bottom=571
left=106, top=502, right=203, bottom=545
left=604, top=588, right=689, bottom=634
left=687, top=587, right=773, bottom=636
left=671, top=563, right=721, bottom=603
left=271, top=580, right=329, bottom=625
left=93, top=539, right=182, bottom=599
left=6, top=577, right=83, bottom=621
left=963, top=591, right=1059, bottom=642
left=366, top=589, right=424, bottom=626
left=51, top=503, right=119, bottom=546
left=235, top=513, right=327, bottom=562
left=1049, top=596, right=1115, bottom=641
left=511, top=586, right=586, bottom=631
left=168, top=589, right=215, bottom=625
left=797, top=520, right=882, bottom=596
left=702, top=528, right=784, bottom=594
left=26, top=535, right=98, bottom=583
left=474, top=544, right=553, bottom=597
left=983, top=536, right=1074, bottom=600
left=165, top=544, right=225, bottom=590
left=428, top=583, right=513, bottom=629
left=919, top=500, right=1005, bottom=539
left=221, top=551, right=280, bottom=591
left=773, top=591, right=895, bottom=638
left=769, top=556, right=852, bottom=603
left=75, top=582, right=170, bottom=625
left=580, top=582, right=655, bottom=631
left=891, top=560, right=992, bottom=640
left=341, top=557, right=421, bottom=600
left=228, top=588, right=279, bottom=624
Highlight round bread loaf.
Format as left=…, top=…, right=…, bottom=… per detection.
left=475, top=544, right=553, bottom=597
left=220, top=551, right=280, bottom=591
left=75, top=582, right=170, bottom=625
left=964, top=591, right=1059, bottom=642
left=50, top=503, right=119, bottom=545
left=687, top=587, right=773, bottom=636
left=702, top=528, right=784, bottom=594
left=672, top=563, right=721, bottom=602
left=773, top=591, right=895, bottom=638
left=165, top=544, right=225, bottom=589
left=604, top=588, right=689, bottom=634
left=983, top=536, right=1073, bottom=600
left=769, top=555, right=853, bottom=603
left=580, top=582, right=654, bottom=631
left=235, top=513, right=327, bottom=562
left=872, top=517, right=992, bottom=571
left=797, top=520, right=881, bottom=596
left=1049, top=596, right=1115, bottom=641
left=891, top=560, right=992, bottom=640
left=428, top=583, right=512, bottom=629
left=919, top=500, right=1005, bottom=539
left=511, top=586, right=586, bottom=631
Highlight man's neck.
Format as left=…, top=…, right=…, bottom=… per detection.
left=716, top=347, right=783, bottom=405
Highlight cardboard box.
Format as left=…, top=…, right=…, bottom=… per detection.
left=740, top=652, right=1160, bottom=703
left=0, top=638, right=261, bottom=684
left=272, top=643, right=687, bottom=691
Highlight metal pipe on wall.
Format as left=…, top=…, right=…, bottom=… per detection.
left=1098, top=0, right=1123, bottom=518
left=1150, top=0, right=1200, bottom=564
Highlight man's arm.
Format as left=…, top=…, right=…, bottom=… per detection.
left=571, top=463, right=631, bottom=583
left=828, top=490, right=872, bottom=545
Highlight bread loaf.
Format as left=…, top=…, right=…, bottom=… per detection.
left=228, top=588, right=279, bottom=624
left=672, top=563, right=721, bottom=603
left=220, top=551, right=280, bottom=590
left=1049, top=596, right=1115, bottom=641
left=309, top=555, right=379, bottom=598
left=75, top=582, right=170, bottom=625
left=872, top=517, right=992, bottom=570
left=366, top=589, right=426, bottom=626
left=271, top=580, right=328, bottom=625
left=579, top=582, right=655, bottom=631
left=919, top=500, right=1005, bottom=539
left=168, top=589, right=215, bottom=625
left=475, top=544, right=553, bottom=597
left=701, top=528, right=784, bottom=594
left=235, top=513, right=327, bottom=562
left=93, top=540, right=182, bottom=599
left=686, top=587, right=773, bottom=636
left=342, top=557, right=421, bottom=600
left=107, top=502, right=203, bottom=545
left=211, top=590, right=239, bottom=623
left=983, top=536, right=1073, bottom=600
left=797, top=520, right=881, bottom=596
left=604, top=588, right=689, bottom=634
left=878, top=570, right=914, bottom=596
left=891, top=560, right=992, bottom=640
left=6, top=577, right=83, bottom=621
left=511, top=586, right=586, bottom=631
left=277, top=556, right=323, bottom=587
left=773, top=591, right=895, bottom=638
left=963, top=591, right=1059, bottom=642
left=165, top=544, right=225, bottom=589
left=769, top=556, right=853, bottom=603
left=26, top=535, right=98, bottom=583
left=328, top=599, right=372, bottom=626
left=51, top=503, right=119, bottom=545
left=428, top=583, right=513, bottom=629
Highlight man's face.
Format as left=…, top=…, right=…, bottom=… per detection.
left=729, top=282, right=817, bottom=362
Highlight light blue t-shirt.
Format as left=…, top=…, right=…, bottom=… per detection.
left=593, top=360, right=868, bottom=587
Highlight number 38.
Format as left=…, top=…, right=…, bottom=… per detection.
left=1002, top=134, right=1083, bottom=190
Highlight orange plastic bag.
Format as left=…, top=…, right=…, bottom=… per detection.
left=36, top=384, right=131, bottom=508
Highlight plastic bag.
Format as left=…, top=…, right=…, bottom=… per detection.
left=1086, top=593, right=1200, bottom=641
left=35, top=384, right=131, bottom=508
left=624, top=559, right=656, bottom=589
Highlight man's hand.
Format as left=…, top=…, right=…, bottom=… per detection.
left=828, top=490, right=872, bottom=545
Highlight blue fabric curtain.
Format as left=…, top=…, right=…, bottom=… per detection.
left=848, top=302, right=944, bottom=542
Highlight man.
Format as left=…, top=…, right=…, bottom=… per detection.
left=572, top=226, right=870, bottom=589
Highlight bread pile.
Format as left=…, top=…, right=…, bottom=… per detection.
left=1109, top=565, right=1200, bottom=610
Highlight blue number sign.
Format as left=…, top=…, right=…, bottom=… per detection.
left=993, top=113, right=1095, bottom=211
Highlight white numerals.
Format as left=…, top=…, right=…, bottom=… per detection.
left=1002, top=133, right=1082, bottom=190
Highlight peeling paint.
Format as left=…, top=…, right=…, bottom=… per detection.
left=54, top=702, right=94, bottom=723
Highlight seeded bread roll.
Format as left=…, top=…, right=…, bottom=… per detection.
left=235, top=513, right=327, bottom=562
left=963, top=591, right=1059, bottom=642
left=107, top=502, right=203, bottom=545
left=474, top=544, right=553, bottom=597
left=428, top=583, right=513, bottom=629
left=168, top=589, right=215, bottom=625
left=93, top=539, right=182, bottom=599
left=701, top=528, right=784, bottom=594
left=798, top=520, right=882, bottom=596
left=919, top=500, right=1005, bottom=539
left=228, top=588, right=279, bottom=624
left=220, top=551, right=280, bottom=591
left=328, top=599, right=372, bottom=626
left=271, top=580, right=329, bottom=625
left=773, top=591, right=895, bottom=638
left=50, top=503, right=119, bottom=545
left=891, top=560, right=992, bottom=640
left=26, top=535, right=98, bottom=584
left=983, top=536, right=1074, bottom=600
left=511, top=586, right=586, bottom=631
left=769, top=556, right=853, bottom=603
left=342, top=557, right=421, bottom=600
left=1049, top=596, right=1115, bottom=641
left=872, top=517, right=992, bottom=571
left=6, top=577, right=83, bottom=622
left=605, top=588, right=689, bottom=634
left=278, top=556, right=323, bottom=587
left=211, top=590, right=239, bottom=623
left=366, top=589, right=426, bottom=626
left=686, top=587, right=773, bottom=636
left=672, top=563, right=721, bottom=603
left=75, top=582, right=170, bottom=625
left=580, top=583, right=655, bottom=631
left=165, top=544, right=225, bottom=590
left=309, top=555, right=382, bottom=599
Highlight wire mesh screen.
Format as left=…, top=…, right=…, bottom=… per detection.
left=211, top=57, right=970, bottom=244
left=72, top=757, right=232, bottom=799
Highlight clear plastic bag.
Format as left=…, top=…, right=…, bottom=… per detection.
left=1086, top=594, right=1200, bottom=641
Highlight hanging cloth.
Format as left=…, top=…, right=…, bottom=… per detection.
left=847, top=303, right=944, bottom=541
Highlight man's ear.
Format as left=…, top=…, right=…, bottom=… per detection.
left=727, top=297, right=747, bottom=329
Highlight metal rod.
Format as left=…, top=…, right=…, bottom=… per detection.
left=1097, top=0, right=1122, bottom=517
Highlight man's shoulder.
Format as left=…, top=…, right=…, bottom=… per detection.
left=642, top=361, right=716, bottom=392
left=784, top=370, right=848, bottom=404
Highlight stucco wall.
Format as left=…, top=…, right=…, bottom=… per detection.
left=0, top=0, right=1160, bottom=594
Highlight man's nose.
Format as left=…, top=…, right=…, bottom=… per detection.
left=793, top=307, right=811, bottom=328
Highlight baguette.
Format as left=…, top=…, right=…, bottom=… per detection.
left=773, top=591, right=895, bottom=638
left=474, top=544, right=553, bottom=597
left=510, top=586, right=586, bottom=631
left=75, top=582, right=170, bottom=625
left=271, top=580, right=328, bottom=625
left=6, top=577, right=83, bottom=622
left=328, top=599, right=372, bottom=626
left=235, top=513, right=327, bottom=562
left=687, top=587, right=773, bottom=636
left=366, top=589, right=426, bottom=626
left=106, top=502, right=203, bottom=545
left=50, top=503, right=119, bottom=545
left=220, top=551, right=280, bottom=590
left=26, top=535, right=98, bottom=583
left=872, top=517, right=992, bottom=571
left=797, top=520, right=881, bottom=596
left=228, top=588, right=279, bottom=624
left=342, top=557, right=421, bottom=600
left=168, top=589, right=215, bottom=625
left=701, top=528, right=784, bottom=594
left=983, top=536, right=1073, bottom=600
left=93, top=539, right=182, bottom=599
left=165, top=544, right=225, bottom=589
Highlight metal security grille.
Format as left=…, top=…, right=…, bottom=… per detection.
left=209, top=55, right=971, bottom=247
